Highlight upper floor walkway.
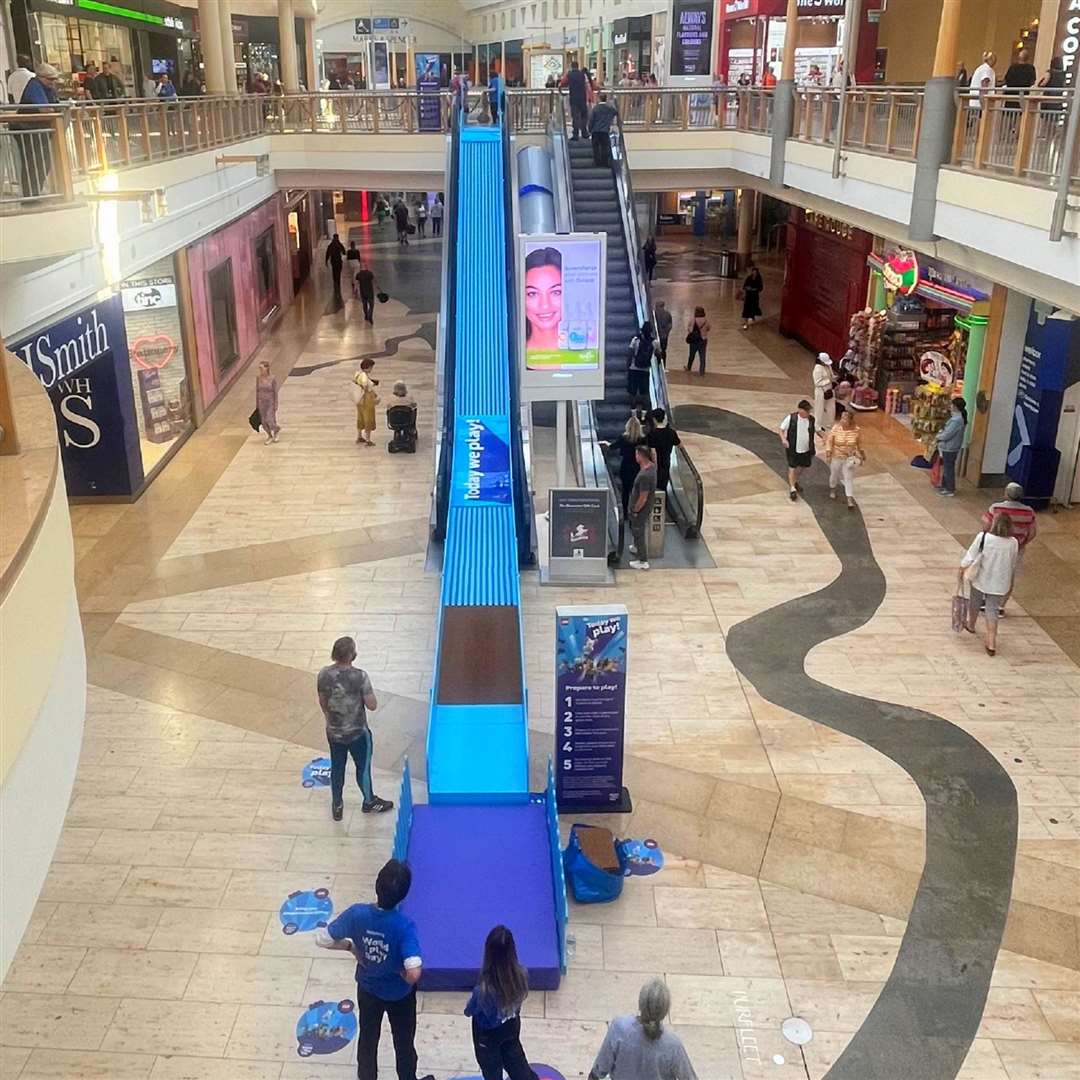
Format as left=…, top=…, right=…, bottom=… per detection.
left=2, top=86, right=1078, bottom=327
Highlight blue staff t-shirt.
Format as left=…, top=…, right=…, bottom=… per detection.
left=326, top=903, right=421, bottom=1001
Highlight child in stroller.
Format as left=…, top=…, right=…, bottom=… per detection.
left=386, top=381, right=418, bottom=454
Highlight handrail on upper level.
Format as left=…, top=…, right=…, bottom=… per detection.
left=0, top=87, right=1075, bottom=219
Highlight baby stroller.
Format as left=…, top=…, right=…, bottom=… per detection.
left=386, top=403, right=418, bottom=454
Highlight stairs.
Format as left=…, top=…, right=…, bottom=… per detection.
left=567, top=140, right=639, bottom=442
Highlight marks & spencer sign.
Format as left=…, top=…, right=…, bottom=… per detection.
left=11, top=294, right=144, bottom=496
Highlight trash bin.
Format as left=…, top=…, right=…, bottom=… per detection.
left=718, top=249, right=738, bottom=278
left=646, top=492, right=667, bottom=560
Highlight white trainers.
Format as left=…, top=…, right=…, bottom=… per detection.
left=628, top=559, right=650, bottom=571
left=628, top=544, right=637, bottom=554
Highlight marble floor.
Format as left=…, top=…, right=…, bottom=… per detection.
left=3, top=232, right=1079, bottom=1079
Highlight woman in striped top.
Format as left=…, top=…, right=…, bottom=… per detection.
left=824, top=409, right=866, bottom=509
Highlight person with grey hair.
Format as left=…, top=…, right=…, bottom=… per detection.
left=589, top=978, right=697, bottom=1079
left=981, top=482, right=1036, bottom=615
left=14, top=63, right=60, bottom=198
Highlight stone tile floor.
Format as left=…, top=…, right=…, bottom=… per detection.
left=6, top=234, right=1078, bottom=1079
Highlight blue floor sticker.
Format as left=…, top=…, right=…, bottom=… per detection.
left=280, top=888, right=333, bottom=935
left=617, top=838, right=664, bottom=876
left=302, top=757, right=331, bottom=787
left=457, top=1067, right=565, bottom=1080
left=296, top=999, right=357, bottom=1057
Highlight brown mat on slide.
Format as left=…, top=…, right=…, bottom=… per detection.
left=436, top=605, right=524, bottom=706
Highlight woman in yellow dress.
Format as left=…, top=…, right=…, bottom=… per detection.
left=352, top=358, right=379, bottom=446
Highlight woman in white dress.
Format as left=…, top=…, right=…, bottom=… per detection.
left=812, top=353, right=836, bottom=435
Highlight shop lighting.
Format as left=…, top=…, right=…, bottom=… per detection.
left=216, top=154, right=270, bottom=177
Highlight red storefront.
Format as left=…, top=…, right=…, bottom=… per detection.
left=779, top=209, right=872, bottom=362
left=719, top=0, right=882, bottom=86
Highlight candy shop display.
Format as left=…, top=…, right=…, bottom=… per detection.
left=909, top=384, right=954, bottom=456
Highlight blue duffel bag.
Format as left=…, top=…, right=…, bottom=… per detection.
left=564, top=823, right=627, bottom=904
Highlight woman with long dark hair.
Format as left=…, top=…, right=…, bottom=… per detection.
left=464, top=926, right=536, bottom=1080
left=740, top=263, right=764, bottom=329
left=524, top=246, right=563, bottom=352
left=936, top=396, right=968, bottom=496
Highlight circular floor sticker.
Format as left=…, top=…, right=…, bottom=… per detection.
left=296, top=999, right=356, bottom=1057
left=458, top=1067, right=565, bottom=1080
left=781, top=1016, right=813, bottom=1045
left=617, top=838, right=665, bottom=876
left=280, top=888, right=333, bottom=935
left=302, top=758, right=332, bottom=787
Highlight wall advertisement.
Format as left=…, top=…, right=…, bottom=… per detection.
left=554, top=605, right=629, bottom=811
left=415, top=52, right=442, bottom=131
left=11, top=294, right=144, bottom=497
left=450, top=415, right=513, bottom=507
left=669, top=0, right=715, bottom=80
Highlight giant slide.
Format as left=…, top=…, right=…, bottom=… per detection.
left=391, top=106, right=566, bottom=992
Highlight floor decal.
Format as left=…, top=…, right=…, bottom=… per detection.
left=295, top=999, right=357, bottom=1057
left=280, top=888, right=333, bottom=935
left=617, top=838, right=664, bottom=876
left=675, top=404, right=1018, bottom=1080
left=302, top=757, right=331, bottom=787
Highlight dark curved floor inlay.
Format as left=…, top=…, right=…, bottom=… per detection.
left=675, top=404, right=1018, bottom=1080
left=290, top=322, right=438, bottom=378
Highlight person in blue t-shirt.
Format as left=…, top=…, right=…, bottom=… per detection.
left=316, top=860, right=434, bottom=1080
left=464, top=925, right=537, bottom=1080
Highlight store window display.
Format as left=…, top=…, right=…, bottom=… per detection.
left=35, top=12, right=136, bottom=94
left=120, top=256, right=194, bottom=474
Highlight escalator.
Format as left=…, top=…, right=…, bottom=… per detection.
left=559, top=105, right=705, bottom=539
left=566, top=139, right=640, bottom=441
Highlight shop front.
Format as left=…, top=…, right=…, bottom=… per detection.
left=14, top=0, right=193, bottom=96
left=612, top=16, right=654, bottom=81
left=779, top=208, right=873, bottom=362
left=718, top=0, right=882, bottom=86
left=848, top=250, right=991, bottom=457
left=186, top=195, right=293, bottom=415
left=9, top=257, right=196, bottom=499
left=284, top=189, right=315, bottom=294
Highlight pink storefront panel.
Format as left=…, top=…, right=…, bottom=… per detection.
left=187, top=193, right=294, bottom=411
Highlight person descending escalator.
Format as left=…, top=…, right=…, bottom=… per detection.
left=588, top=94, right=618, bottom=168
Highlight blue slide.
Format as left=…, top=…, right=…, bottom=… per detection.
left=392, top=110, right=567, bottom=992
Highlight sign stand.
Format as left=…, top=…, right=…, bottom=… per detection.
left=542, top=488, right=614, bottom=586
left=554, top=605, right=633, bottom=815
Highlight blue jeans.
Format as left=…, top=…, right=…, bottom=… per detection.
left=328, top=730, right=374, bottom=806
left=941, top=450, right=959, bottom=493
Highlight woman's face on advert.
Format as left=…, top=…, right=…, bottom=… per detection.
left=525, top=265, right=562, bottom=333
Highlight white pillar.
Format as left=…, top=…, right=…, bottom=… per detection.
left=217, top=0, right=236, bottom=91
left=278, top=0, right=300, bottom=92
left=1033, top=0, right=1060, bottom=78
left=197, top=0, right=226, bottom=93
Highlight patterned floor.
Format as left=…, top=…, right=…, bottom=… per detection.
left=3, top=234, right=1077, bottom=1080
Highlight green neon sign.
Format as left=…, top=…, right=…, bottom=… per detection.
left=76, top=0, right=166, bottom=26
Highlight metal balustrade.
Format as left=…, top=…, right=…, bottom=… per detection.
left=793, top=86, right=924, bottom=157
left=1, top=87, right=1075, bottom=220
left=952, top=88, right=1078, bottom=188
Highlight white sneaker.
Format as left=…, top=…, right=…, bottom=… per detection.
left=271, top=432, right=279, bottom=443
left=628, top=559, right=650, bottom=571
left=264, top=435, right=273, bottom=444
left=628, top=544, right=637, bottom=554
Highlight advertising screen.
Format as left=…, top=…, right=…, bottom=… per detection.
left=415, top=52, right=442, bottom=131
left=521, top=235, right=604, bottom=372
left=670, top=0, right=715, bottom=79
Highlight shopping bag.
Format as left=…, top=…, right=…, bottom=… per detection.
left=563, top=824, right=627, bottom=904
left=951, top=592, right=969, bottom=633
left=407, top=224, right=416, bottom=235
left=929, top=452, right=943, bottom=487
left=376, top=291, right=389, bottom=303
left=248, top=408, right=261, bottom=432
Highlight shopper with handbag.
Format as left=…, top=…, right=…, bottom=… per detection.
left=811, top=353, right=835, bottom=434
left=255, top=360, right=280, bottom=443
left=935, top=397, right=967, bottom=496
left=685, top=307, right=710, bottom=374
left=352, top=358, right=380, bottom=446
left=823, top=409, right=864, bottom=509
left=958, top=514, right=1019, bottom=656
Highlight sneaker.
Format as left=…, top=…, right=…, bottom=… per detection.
left=628, top=544, right=637, bottom=554
left=271, top=432, right=279, bottom=443
left=939, top=490, right=955, bottom=497
left=331, top=802, right=343, bottom=821
left=628, top=559, right=650, bottom=570
left=789, top=490, right=798, bottom=501
left=362, top=797, right=394, bottom=814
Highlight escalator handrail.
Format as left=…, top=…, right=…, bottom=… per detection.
left=433, top=103, right=463, bottom=541
left=502, top=96, right=537, bottom=565
left=550, top=93, right=624, bottom=561
left=608, top=115, right=706, bottom=539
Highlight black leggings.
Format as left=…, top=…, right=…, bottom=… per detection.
left=357, top=987, right=418, bottom=1080
left=687, top=341, right=707, bottom=373
left=473, top=1016, right=536, bottom=1080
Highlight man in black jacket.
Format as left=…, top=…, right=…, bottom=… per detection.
left=325, top=234, right=346, bottom=298
left=565, top=61, right=589, bottom=140
left=588, top=95, right=617, bottom=167
left=93, top=60, right=126, bottom=99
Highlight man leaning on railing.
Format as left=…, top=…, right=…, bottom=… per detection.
left=10, top=63, right=60, bottom=200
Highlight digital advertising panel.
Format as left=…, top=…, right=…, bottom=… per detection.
left=669, top=0, right=716, bottom=82
left=518, top=232, right=606, bottom=403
